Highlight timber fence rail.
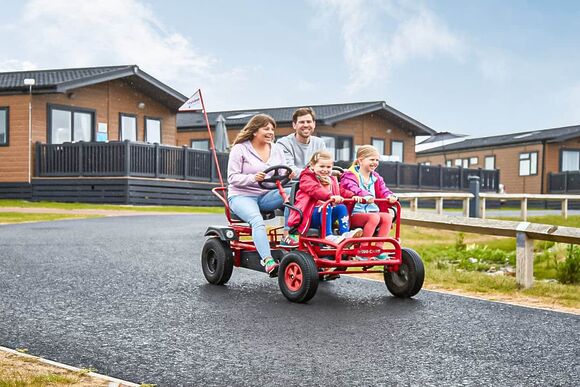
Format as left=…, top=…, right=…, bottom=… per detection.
left=401, top=211, right=580, bottom=288
left=479, top=193, right=580, bottom=220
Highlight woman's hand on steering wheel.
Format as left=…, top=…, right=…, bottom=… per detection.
left=258, top=165, right=293, bottom=189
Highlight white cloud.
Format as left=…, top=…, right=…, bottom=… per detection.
left=2, top=0, right=250, bottom=101
left=312, top=0, right=465, bottom=92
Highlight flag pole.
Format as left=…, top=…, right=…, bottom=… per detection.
left=198, top=89, right=225, bottom=187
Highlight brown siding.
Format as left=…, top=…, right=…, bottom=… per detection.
left=176, top=112, right=417, bottom=162
left=417, top=143, right=544, bottom=194
left=0, top=95, right=30, bottom=182
left=1, top=80, right=177, bottom=183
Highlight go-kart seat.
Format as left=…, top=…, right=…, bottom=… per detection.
left=230, top=210, right=277, bottom=222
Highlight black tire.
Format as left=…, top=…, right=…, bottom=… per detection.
left=384, top=247, right=424, bottom=298
left=201, top=237, right=234, bottom=285
left=278, top=251, right=319, bottom=303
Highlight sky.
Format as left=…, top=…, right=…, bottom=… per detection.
left=2, top=0, right=580, bottom=137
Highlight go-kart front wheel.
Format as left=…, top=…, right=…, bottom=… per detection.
left=384, top=247, right=424, bottom=298
left=278, top=251, right=319, bottom=303
left=201, top=237, right=234, bottom=285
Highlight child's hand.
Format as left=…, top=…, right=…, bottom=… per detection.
left=387, top=194, right=398, bottom=203
left=330, top=195, right=344, bottom=203
left=288, top=171, right=297, bottom=180
left=352, top=196, right=364, bottom=203
left=365, top=196, right=375, bottom=204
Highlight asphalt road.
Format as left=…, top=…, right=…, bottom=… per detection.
left=0, top=215, right=578, bottom=386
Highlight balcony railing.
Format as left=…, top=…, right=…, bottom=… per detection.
left=335, top=161, right=499, bottom=191
left=549, top=171, right=580, bottom=193
left=35, top=141, right=228, bottom=182
left=35, top=141, right=500, bottom=191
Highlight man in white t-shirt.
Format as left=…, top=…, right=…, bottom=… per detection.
left=277, top=107, right=327, bottom=177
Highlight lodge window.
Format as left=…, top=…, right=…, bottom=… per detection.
left=48, top=105, right=94, bottom=144
left=519, top=151, right=538, bottom=176
left=0, top=107, right=8, bottom=146
left=391, top=140, right=404, bottom=162
left=445, top=160, right=452, bottom=167
left=321, top=135, right=353, bottom=161
left=454, top=158, right=469, bottom=167
left=145, top=117, right=162, bottom=144
left=371, top=138, right=385, bottom=155
left=120, top=113, right=137, bottom=141
left=561, top=150, right=580, bottom=172
left=484, top=155, right=495, bottom=170
left=469, top=157, right=478, bottom=166
left=191, top=139, right=209, bottom=150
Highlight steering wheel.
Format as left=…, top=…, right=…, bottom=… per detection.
left=258, top=165, right=293, bottom=189
left=332, top=166, right=344, bottom=177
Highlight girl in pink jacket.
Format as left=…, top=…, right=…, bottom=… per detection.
left=340, top=145, right=398, bottom=259
left=287, top=151, right=362, bottom=243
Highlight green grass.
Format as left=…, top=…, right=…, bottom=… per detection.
left=0, top=212, right=103, bottom=223
left=0, top=199, right=223, bottom=214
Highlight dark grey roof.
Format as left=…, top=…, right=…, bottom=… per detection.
left=417, top=125, right=580, bottom=155
left=177, top=101, right=436, bottom=136
left=0, top=65, right=187, bottom=109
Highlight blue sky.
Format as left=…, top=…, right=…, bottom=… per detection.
left=2, top=0, right=580, bottom=137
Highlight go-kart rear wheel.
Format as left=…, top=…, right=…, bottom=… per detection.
left=278, top=251, right=319, bottom=303
left=384, top=247, right=424, bottom=298
left=201, top=237, right=234, bottom=285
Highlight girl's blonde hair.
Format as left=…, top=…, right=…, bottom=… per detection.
left=232, top=114, right=276, bottom=145
left=351, top=145, right=380, bottom=167
left=308, top=150, right=333, bottom=166
left=309, top=150, right=334, bottom=185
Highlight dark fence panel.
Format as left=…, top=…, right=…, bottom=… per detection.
left=420, top=165, right=441, bottom=188
left=35, top=142, right=499, bottom=191
left=550, top=171, right=580, bottom=193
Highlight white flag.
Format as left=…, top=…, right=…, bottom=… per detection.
left=179, top=90, right=203, bottom=111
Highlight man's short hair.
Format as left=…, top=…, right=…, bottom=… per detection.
left=292, top=107, right=316, bottom=123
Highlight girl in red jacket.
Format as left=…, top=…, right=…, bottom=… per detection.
left=287, top=150, right=362, bottom=244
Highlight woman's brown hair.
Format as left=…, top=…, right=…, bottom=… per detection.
left=232, top=114, right=277, bottom=145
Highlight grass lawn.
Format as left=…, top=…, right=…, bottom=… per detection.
left=0, top=199, right=223, bottom=214
left=0, top=212, right=103, bottom=223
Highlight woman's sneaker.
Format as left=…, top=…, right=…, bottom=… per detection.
left=325, top=234, right=345, bottom=244
left=342, top=228, right=363, bottom=239
left=261, top=257, right=279, bottom=276
left=280, top=234, right=299, bottom=247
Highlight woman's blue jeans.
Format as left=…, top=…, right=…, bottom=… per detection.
left=310, top=204, right=349, bottom=236
left=228, top=188, right=289, bottom=260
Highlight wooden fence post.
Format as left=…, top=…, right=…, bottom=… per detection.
left=516, top=228, right=534, bottom=288
left=410, top=197, right=418, bottom=212
left=183, top=146, right=188, bottom=180
left=562, top=198, right=568, bottom=219
left=463, top=198, right=470, bottom=217
left=480, top=197, right=486, bottom=219
left=124, top=140, right=131, bottom=176
left=436, top=198, right=443, bottom=215
left=521, top=197, right=528, bottom=221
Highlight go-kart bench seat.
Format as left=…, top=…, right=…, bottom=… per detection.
left=230, top=208, right=284, bottom=222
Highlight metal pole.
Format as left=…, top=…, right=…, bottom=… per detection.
left=468, top=175, right=480, bottom=218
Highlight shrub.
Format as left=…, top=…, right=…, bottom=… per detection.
left=557, top=245, right=580, bottom=284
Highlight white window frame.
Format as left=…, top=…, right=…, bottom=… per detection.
left=120, top=113, right=137, bottom=141
left=0, top=107, right=8, bottom=146
left=191, top=139, right=209, bottom=151
left=145, top=117, right=162, bottom=144
left=484, top=156, right=495, bottom=170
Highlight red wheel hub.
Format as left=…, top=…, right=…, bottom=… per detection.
left=284, top=262, right=303, bottom=292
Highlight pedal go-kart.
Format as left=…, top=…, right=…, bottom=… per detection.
left=201, top=165, right=424, bottom=303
